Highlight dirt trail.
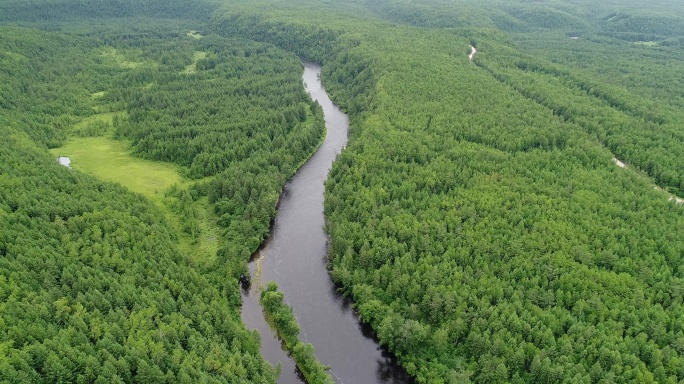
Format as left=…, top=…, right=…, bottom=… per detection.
left=469, top=45, right=477, bottom=62
left=612, top=157, right=683, bottom=204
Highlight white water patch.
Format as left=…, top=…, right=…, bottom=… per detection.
left=57, top=156, right=71, bottom=168
left=612, top=157, right=626, bottom=168
left=469, top=45, right=477, bottom=62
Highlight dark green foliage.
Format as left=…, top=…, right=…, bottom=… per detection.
left=260, top=282, right=334, bottom=384
left=6, top=0, right=684, bottom=383
left=0, top=127, right=276, bottom=383
left=111, top=35, right=322, bottom=179
left=0, top=13, right=326, bottom=383
left=212, top=15, right=341, bottom=64
left=0, top=26, right=110, bottom=147
left=94, top=29, right=326, bottom=264
left=0, top=0, right=214, bottom=22
left=599, top=13, right=684, bottom=40
left=480, top=34, right=684, bottom=196
left=217, top=2, right=684, bottom=382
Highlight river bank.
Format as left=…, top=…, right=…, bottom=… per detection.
left=240, top=62, right=412, bottom=384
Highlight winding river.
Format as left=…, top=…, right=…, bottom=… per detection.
left=240, top=62, right=412, bottom=384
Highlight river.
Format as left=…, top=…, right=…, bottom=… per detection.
left=240, top=62, right=413, bottom=384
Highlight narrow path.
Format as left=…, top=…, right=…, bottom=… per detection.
left=612, top=157, right=683, bottom=204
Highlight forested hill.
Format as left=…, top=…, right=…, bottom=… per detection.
left=213, top=0, right=684, bottom=383
left=0, top=126, right=276, bottom=382
left=0, top=0, right=215, bottom=22
left=367, top=0, right=684, bottom=40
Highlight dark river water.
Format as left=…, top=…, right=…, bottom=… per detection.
left=240, top=62, right=413, bottom=384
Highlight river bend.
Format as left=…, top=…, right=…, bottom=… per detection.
left=240, top=62, right=412, bottom=384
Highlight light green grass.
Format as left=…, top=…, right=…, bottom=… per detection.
left=187, top=30, right=204, bottom=39
left=182, top=51, right=208, bottom=74
left=50, top=136, right=220, bottom=265
left=98, top=46, right=150, bottom=69
left=91, top=91, right=106, bottom=99
left=49, top=136, right=183, bottom=201
left=634, top=41, right=659, bottom=46
left=1, top=50, right=28, bottom=62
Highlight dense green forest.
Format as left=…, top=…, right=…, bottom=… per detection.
left=0, top=0, right=214, bottom=22
left=4, top=0, right=684, bottom=383
left=0, top=125, right=275, bottom=382
left=0, top=2, right=325, bottom=381
left=213, top=0, right=684, bottom=383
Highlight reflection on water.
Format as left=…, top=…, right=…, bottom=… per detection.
left=240, top=62, right=413, bottom=384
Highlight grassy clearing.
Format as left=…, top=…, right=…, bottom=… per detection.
left=634, top=41, right=659, bottom=46
left=49, top=136, right=183, bottom=202
left=182, top=50, right=207, bottom=74
left=49, top=135, right=221, bottom=265
left=187, top=30, right=204, bottom=39
left=98, top=46, right=150, bottom=69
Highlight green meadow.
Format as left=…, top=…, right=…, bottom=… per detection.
left=182, top=50, right=208, bottom=74
left=49, top=135, right=221, bottom=264
left=50, top=136, right=184, bottom=201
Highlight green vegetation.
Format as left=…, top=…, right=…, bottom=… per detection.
left=215, top=1, right=684, bottom=382
left=50, top=136, right=184, bottom=201
left=0, top=2, right=325, bottom=382
left=0, top=126, right=277, bottom=383
left=260, top=282, right=334, bottom=384
left=0, top=0, right=214, bottom=22
left=5, top=0, right=684, bottom=383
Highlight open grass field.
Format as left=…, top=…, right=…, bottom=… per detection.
left=50, top=136, right=184, bottom=200
left=49, top=135, right=220, bottom=265
left=182, top=50, right=208, bottom=74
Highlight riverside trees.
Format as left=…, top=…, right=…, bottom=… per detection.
left=0, top=3, right=324, bottom=381
left=5, top=0, right=684, bottom=382
left=217, top=0, right=684, bottom=382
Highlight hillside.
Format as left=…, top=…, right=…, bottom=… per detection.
left=0, top=4, right=323, bottom=382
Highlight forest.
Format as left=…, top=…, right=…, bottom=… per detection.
left=3, top=0, right=684, bottom=383
left=0, top=2, right=325, bottom=382
left=214, top=0, right=684, bottom=383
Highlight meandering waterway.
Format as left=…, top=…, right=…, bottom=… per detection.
left=240, top=62, right=412, bottom=384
